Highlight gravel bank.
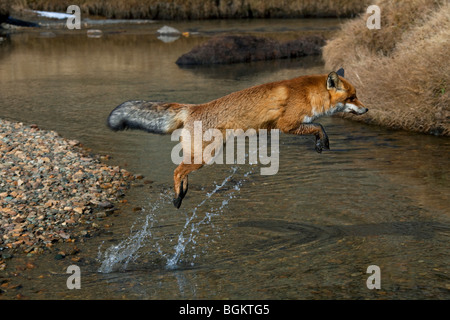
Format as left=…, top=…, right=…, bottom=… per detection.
left=0, top=118, right=135, bottom=265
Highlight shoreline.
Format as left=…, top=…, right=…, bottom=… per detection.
left=11, top=0, right=370, bottom=20
left=323, top=0, right=449, bottom=137
left=0, top=118, right=136, bottom=269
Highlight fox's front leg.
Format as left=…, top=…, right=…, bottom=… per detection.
left=289, top=123, right=330, bottom=153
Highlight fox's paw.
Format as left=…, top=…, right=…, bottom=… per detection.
left=315, top=136, right=330, bottom=153
left=173, top=180, right=188, bottom=209
left=173, top=197, right=183, bottom=209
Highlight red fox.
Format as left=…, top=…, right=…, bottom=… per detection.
left=108, top=68, right=368, bottom=208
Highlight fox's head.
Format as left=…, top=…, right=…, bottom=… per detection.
left=326, top=68, right=368, bottom=115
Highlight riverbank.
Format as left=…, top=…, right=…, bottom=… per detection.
left=11, top=0, right=370, bottom=19
left=0, top=118, right=135, bottom=269
left=323, top=0, right=449, bottom=136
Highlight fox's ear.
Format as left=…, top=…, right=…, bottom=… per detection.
left=327, top=71, right=342, bottom=90
left=336, top=68, right=345, bottom=77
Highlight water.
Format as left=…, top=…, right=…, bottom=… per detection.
left=98, top=165, right=249, bottom=273
left=0, top=19, right=449, bottom=300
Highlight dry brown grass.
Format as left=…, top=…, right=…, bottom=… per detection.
left=12, top=0, right=371, bottom=19
left=323, top=0, right=449, bottom=136
left=1, top=0, right=12, bottom=17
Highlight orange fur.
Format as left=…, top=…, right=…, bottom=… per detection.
left=109, top=70, right=368, bottom=208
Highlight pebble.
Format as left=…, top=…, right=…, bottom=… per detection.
left=96, top=212, right=107, bottom=218
left=54, top=254, right=65, bottom=260
left=0, top=119, right=135, bottom=256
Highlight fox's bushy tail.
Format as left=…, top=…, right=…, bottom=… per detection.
left=107, top=100, right=189, bottom=134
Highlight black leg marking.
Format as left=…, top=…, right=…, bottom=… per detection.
left=314, top=124, right=330, bottom=153
left=172, top=180, right=189, bottom=209
left=173, top=197, right=183, bottom=209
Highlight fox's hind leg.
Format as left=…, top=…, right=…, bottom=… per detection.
left=172, top=128, right=221, bottom=208
left=173, top=162, right=203, bottom=209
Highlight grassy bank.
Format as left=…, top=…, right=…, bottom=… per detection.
left=1, top=1, right=11, bottom=18
left=12, top=0, right=370, bottom=19
left=323, top=0, right=449, bottom=136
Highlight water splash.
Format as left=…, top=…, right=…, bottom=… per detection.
left=97, top=166, right=254, bottom=273
left=97, top=193, right=171, bottom=273
left=166, top=166, right=245, bottom=269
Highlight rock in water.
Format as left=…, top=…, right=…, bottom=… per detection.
left=157, top=25, right=181, bottom=35
left=176, top=35, right=325, bottom=65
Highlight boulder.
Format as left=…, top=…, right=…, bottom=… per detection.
left=176, top=34, right=325, bottom=65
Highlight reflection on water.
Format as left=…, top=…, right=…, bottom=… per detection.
left=0, top=20, right=449, bottom=300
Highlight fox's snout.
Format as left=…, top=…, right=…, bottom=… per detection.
left=350, top=106, right=369, bottom=115
left=343, top=101, right=368, bottom=115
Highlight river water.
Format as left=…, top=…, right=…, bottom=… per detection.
left=0, top=19, right=449, bottom=299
